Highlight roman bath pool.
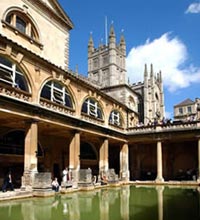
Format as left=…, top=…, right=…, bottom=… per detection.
left=0, top=185, right=199, bottom=220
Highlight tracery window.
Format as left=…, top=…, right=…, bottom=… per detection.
left=109, top=110, right=122, bottom=126
left=0, top=56, right=29, bottom=91
left=41, top=80, right=73, bottom=108
left=81, top=98, right=103, bottom=119
left=5, top=11, right=39, bottom=41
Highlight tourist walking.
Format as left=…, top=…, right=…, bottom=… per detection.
left=2, top=172, right=14, bottom=192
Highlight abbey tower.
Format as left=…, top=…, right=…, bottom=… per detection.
left=88, top=25, right=165, bottom=124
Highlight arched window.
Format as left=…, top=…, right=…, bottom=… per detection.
left=40, top=80, right=73, bottom=108
left=5, top=11, right=39, bottom=41
left=0, top=56, right=29, bottom=92
left=81, top=98, right=103, bottom=119
left=109, top=110, right=122, bottom=127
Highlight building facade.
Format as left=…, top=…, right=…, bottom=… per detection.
left=174, top=98, right=200, bottom=122
left=0, top=0, right=200, bottom=191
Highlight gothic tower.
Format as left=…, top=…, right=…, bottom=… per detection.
left=88, top=25, right=127, bottom=87
left=133, top=64, right=165, bottom=124
left=87, top=25, right=165, bottom=124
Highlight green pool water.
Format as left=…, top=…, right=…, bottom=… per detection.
left=0, top=185, right=199, bottom=220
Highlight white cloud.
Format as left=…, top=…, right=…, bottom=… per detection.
left=185, top=2, right=200, bottom=14
left=126, top=33, right=200, bottom=92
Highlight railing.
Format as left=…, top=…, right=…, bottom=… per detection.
left=81, top=113, right=104, bottom=126
left=127, top=120, right=200, bottom=134
left=40, top=98, right=75, bottom=116
left=0, top=83, right=31, bottom=102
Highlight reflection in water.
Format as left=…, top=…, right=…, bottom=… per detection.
left=156, top=186, right=164, bottom=220
left=0, top=185, right=199, bottom=220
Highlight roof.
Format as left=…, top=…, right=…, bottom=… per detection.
left=32, top=0, right=74, bottom=29
left=174, top=98, right=194, bottom=107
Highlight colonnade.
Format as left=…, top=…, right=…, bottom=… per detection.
left=21, top=120, right=130, bottom=189
left=21, top=120, right=200, bottom=189
left=155, top=138, right=200, bottom=183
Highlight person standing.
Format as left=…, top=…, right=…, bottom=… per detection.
left=2, top=172, right=14, bottom=192
left=62, top=167, right=68, bottom=184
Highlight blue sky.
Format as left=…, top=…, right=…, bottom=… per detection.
left=58, top=0, right=200, bottom=118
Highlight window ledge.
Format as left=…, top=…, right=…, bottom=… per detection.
left=1, top=20, right=43, bottom=50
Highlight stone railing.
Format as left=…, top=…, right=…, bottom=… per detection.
left=81, top=114, right=105, bottom=126
left=40, top=98, right=75, bottom=116
left=127, top=120, right=200, bottom=134
left=0, top=83, right=31, bottom=102
left=109, top=123, right=125, bottom=132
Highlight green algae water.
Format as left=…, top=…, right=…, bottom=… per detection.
left=0, top=185, right=199, bottom=220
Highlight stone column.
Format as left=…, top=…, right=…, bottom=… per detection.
left=69, top=131, right=80, bottom=187
left=156, top=186, right=164, bottom=220
left=120, top=186, right=130, bottom=220
left=21, top=119, right=38, bottom=190
left=120, top=143, right=130, bottom=181
left=197, top=138, right=200, bottom=183
left=156, top=140, right=164, bottom=182
left=99, top=138, right=109, bottom=175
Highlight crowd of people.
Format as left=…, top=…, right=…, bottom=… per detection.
left=135, top=115, right=198, bottom=128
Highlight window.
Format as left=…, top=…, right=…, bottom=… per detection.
left=109, top=110, right=122, bottom=126
left=5, top=11, right=39, bottom=41
left=155, top=92, right=159, bottom=100
left=187, top=106, right=192, bottom=113
left=16, top=16, right=26, bottom=34
left=0, top=56, right=29, bottom=91
left=179, top=107, right=183, bottom=115
left=81, top=98, right=103, bottom=119
left=103, top=55, right=109, bottom=65
left=93, top=58, right=98, bottom=68
left=41, top=80, right=73, bottom=108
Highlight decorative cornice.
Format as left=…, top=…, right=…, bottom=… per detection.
left=23, top=0, right=74, bottom=30
left=0, top=34, right=132, bottom=113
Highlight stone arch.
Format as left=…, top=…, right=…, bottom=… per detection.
left=39, top=79, right=75, bottom=109
left=81, top=96, right=104, bottom=120
left=0, top=54, right=32, bottom=93
left=80, top=141, right=99, bottom=173
left=2, top=6, right=41, bottom=42
left=109, top=109, right=124, bottom=127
